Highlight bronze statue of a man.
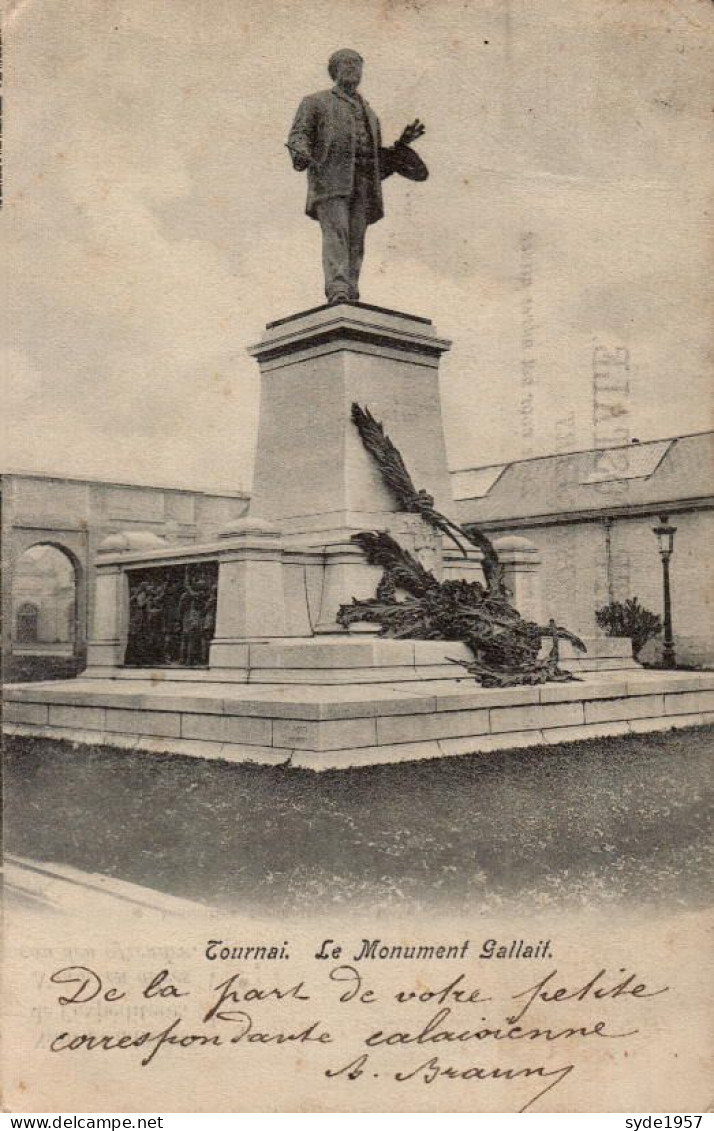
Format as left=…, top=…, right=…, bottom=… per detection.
left=287, top=50, right=425, bottom=304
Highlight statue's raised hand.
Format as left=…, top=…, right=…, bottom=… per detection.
left=395, top=119, right=425, bottom=148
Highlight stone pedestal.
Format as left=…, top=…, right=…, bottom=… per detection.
left=248, top=303, right=453, bottom=542
left=246, top=301, right=457, bottom=625
left=86, top=564, right=128, bottom=668
left=314, top=540, right=382, bottom=633
left=493, top=535, right=543, bottom=622
left=209, top=520, right=289, bottom=666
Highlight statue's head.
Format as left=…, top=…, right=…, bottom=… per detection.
left=328, top=49, right=363, bottom=91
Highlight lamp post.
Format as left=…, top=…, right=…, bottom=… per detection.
left=653, top=514, right=677, bottom=669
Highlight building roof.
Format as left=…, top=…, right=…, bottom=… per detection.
left=0, top=469, right=248, bottom=499
left=453, top=431, right=714, bottom=528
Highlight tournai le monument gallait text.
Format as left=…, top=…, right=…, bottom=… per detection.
left=5, top=50, right=714, bottom=769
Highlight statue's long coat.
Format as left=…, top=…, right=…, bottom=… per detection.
left=287, top=87, right=384, bottom=225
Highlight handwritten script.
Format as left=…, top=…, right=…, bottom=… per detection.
left=43, top=959, right=668, bottom=1112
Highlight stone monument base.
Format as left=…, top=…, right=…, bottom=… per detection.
left=5, top=665, right=713, bottom=771
left=84, top=633, right=637, bottom=686
left=11, top=301, right=710, bottom=768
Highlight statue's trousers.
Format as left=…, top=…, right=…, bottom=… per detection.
left=315, top=173, right=372, bottom=301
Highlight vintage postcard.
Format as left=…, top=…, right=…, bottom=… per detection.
left=2, top=0, right=713, bottom=1115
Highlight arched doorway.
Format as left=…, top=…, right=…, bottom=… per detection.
left=11, top=544, right=81, bottom=680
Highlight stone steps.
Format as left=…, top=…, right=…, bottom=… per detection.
left=5, top=668, right=713, bottom=771
left=82, top=634, right=639, bottom=686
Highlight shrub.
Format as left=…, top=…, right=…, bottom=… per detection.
left=595, top=597, right=662, bottom=659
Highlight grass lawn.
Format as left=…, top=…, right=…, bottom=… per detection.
left=4, top=726, right=712, bottom=916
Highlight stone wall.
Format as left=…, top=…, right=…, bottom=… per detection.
left=1, top=473, right=248, bottom=680
left=492, top=510, right=714, bottom=666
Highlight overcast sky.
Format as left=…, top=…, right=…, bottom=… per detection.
left=2, top=0, right=712, bottom=491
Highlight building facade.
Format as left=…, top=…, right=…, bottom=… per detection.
left=454, top=432, right=714, bottom=666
